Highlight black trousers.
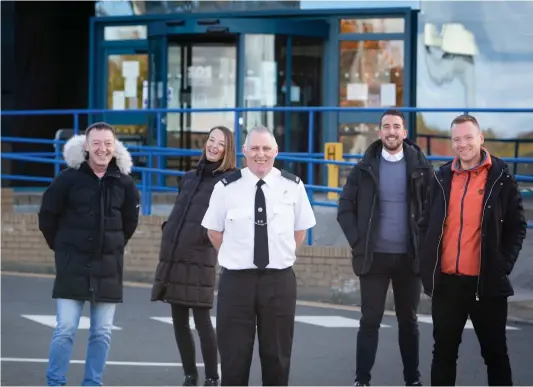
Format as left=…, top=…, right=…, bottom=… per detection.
left=216, top=267, right=297, bottom=386
left=356, top=252, right=421, bottom=385
left=171, top=304, right=219, bottom=380
left=431, top=274, right=512, bottom=386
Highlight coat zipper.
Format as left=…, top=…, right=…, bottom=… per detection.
left=362, top=165, right=378, bottom=261
left=475, top=169, right=504, bottom=301
left=455, top=172, right=471, bottom=273
left=432, top=171, right=447, bottom=297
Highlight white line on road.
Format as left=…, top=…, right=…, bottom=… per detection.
left=0, top=357, right=199, bottom=367
left=416, top=315, right=520, bottom=330
left=295, top=315, right=391, bottom=328
left=21, top=315, right=122, bottom=330
left=150, top=316, right=218, bottom=328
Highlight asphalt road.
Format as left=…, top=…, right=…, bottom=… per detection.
left=2, top=273, right=533, bottom=386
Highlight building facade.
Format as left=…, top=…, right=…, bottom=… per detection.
left=92, top=1, right=533, bottom=156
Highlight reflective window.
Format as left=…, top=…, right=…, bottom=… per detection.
left=338, top=122, right=379, bottom=184
left=104, top=26, right=147, bottom=41
left=340, top=18, right=405, bottom=34
left=339, top=40, right=404, bottom=108
left=242, top=34, right=285, bottom=137
left=106, top=53, right=148, bottom=135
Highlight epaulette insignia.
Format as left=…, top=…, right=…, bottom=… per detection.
left=221, top=170, right=242, bottom=186
left=280, top=169, right=300, bottom=184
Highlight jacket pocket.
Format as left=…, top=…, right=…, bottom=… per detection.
left=55, top=251, right=72, bottom=276
left=351, top=252, right=365, bottom=276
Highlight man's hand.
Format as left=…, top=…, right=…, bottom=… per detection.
left=295, top=230, right=306, bottom=248
left=207, top=229, right=223, bottom=251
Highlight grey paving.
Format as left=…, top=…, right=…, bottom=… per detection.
left=2, top=273, right=533, bottom=386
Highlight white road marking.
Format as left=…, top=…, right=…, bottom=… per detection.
left=416, top=315, right=519, bottom=330
left=294, top=315, right=391, bottom=328
left=150, top=316, right=217, bottom=328
left=0, top=357, right=204, bottom=367
left=21, top=315, right=122, bottom=330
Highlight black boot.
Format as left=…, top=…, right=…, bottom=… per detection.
left=204, top=377, right=219, bottom=386
left=183, top=375, right=198, bottom=386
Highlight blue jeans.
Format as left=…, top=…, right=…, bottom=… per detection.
left=46, top=299, right=117, bottom=386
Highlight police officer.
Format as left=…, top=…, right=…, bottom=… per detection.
left=201, top=125, right=316, bottom=386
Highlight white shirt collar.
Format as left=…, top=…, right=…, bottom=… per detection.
left=242, top=167, right=280, bottom=187
left=381, top=147, right=404, bottom=162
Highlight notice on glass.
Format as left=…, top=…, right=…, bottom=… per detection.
left=347, top=83, right=368, bottom=101
left=122, top=61, right=140, bottom=78
left=112, top=91, right=125, bottom=110
left=380, top=83, right=397, bottom=106
left=290, top=85, right=300, bottom=103
left=124, top=78, right=138, bottom=98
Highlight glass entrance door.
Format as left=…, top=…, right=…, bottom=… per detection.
left=166, top=38, right=237, bottom=174
left=147, top=18, right=329, bottom=185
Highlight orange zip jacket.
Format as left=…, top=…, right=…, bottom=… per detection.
left=441, top=149, right=492, bottom=276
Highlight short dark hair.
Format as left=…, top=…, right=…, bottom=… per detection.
left=85, top=122, right=116, bottom=138
left=379, top=109, right=406, bottom=127
left=450, top=114, right=480, bottom=129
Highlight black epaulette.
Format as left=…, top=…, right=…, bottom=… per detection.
left=221, top=170, right=242, bottom=186
left=280, top=169, right=300, bottom=184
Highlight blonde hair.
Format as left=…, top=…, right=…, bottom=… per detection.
left=201, top=126, right=237, bottom=172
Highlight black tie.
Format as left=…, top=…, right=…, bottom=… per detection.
left=254, top=179, right=269, bottom=269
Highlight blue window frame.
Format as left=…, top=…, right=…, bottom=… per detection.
left=89, top=7, right=417, bottom=186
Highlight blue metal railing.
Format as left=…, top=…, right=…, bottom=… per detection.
left=2, top=106, right=533, bottom=246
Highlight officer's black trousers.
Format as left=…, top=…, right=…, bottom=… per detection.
left=216, top=267, right=297, bottom=386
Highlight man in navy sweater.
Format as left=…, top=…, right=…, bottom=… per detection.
left=337, top=110, right=432, bottom=386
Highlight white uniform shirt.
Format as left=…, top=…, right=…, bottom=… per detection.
left=201, top=167, right=316, bottom=270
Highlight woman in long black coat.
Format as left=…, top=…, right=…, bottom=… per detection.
left=151, top=126, right=237, bottom=386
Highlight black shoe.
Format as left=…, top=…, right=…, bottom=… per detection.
left=354, top=382, right=370, bottom=386
left=183, top=375, right=198, bottom=386
left=204, top=377, right=219, bottom=386
left=406, top=381, right=422, bottom=386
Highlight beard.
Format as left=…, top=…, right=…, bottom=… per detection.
left=382, top=137, right=403, bottom=152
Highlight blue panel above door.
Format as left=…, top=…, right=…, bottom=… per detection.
left=148, top=18, right=330, bottom=38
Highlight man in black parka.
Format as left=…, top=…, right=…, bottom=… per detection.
left=337, top=110, right=432, bottom=386
left=38, top=122, right=139, bottom=386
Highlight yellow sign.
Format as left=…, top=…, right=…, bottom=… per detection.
left=324, top=142, right=343, bottom=200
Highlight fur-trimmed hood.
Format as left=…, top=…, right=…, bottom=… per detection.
left=63, top=134, right=133, bottom=175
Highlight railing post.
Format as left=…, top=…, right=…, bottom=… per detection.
left=148, top=156, right=153, bottom=215
left=73, top=113, right=79, bottom=134
left=307, top=110, right=314, bottom=246
left=514, top=141, right=520, bottom=175
left=141, top=170, right=148, bottom=216
left=54, top=138, right=61, bottom=177
left=234, top=110, right=241, bottom=168
left=156, top=112, right=163, bottom=188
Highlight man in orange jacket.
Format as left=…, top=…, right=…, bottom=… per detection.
left=418, top=114, right=527, bottom=386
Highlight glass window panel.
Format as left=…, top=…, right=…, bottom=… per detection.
left=242, top=34, right=287, bottom=144
left=106, top=53, right=148, bottom=135
left=339, top=40, right=404, bottom=108
left=338, top=122, right=379, bottom=185
left=340, top=18, right=405, bottom=34
left=104, top=26, right=147, bottom=41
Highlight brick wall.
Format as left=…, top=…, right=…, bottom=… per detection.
left=1, top=188, right=428, bottom=310
left=0, top=199, right=364, bottom=305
